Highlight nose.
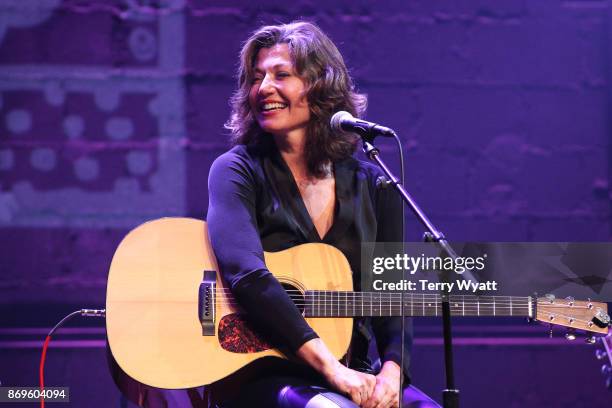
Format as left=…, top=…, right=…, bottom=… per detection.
left=258, top=74, right=275, bottom=96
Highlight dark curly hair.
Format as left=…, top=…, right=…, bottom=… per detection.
left=225, top=21, right=367, bottom=177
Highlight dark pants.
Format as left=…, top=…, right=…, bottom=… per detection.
left=214, top=374, right=440, bottom=408
left=110, top=349, right=440, bottom=408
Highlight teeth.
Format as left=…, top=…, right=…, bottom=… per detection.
left=262, top=102, right=287, bottom=111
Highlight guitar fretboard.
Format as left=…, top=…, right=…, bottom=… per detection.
left=303, top=291, right=532, bottom=318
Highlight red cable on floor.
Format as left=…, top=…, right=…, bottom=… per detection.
left=38, top=309, right=104, bottom=407
left=39, top=335, right=51, bottom=408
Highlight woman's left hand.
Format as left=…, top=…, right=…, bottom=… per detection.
left=362, top=361, right=401, bottom=408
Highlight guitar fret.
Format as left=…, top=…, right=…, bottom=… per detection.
left=361, top=292, right=363, bottom=317
left=410, top=299, right=414, bottom=316
left=321, top=290, right=324, bottom=317
left=321, top=290, right=325, bottom=317
left=344, top=291, right=347, bottom=317
left=319, top=290, right=325, bottom=317
left=323, top=290, right=325, bottom=317
left=322, top=290, right=325, bottom=317
left=422, top=294, right=425, bottom=316
left=335, top=291, right=338, bottom=317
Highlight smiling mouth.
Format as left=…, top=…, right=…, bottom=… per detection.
left=260, top=102, right=288, bottom=112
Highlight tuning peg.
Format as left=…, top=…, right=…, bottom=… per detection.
left=596, top=349, right=607, bottom=360
left=564, top=296, right=574, bottom=306
left=544, top=294, right=555, bottom=303
left=548, top=325, right=554, bottom=338
left=592, top=309, right=611, bottom=329
left=586, top=335, right=597, bottom=345
left=602, top=364, right=612, bottom=375
left=564, top=329, right=576, bottom=341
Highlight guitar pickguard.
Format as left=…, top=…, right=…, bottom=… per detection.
left=218, top=313, right=273, bottom=353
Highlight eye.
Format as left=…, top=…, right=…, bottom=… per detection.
left=276, top=71, right=290, bottom=78
left=251, top=76, right=263, bottom=84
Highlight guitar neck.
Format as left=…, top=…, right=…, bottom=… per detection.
left=303, top=291, right=533, bottom=318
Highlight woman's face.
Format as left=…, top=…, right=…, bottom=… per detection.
left=248, top=43, right=310, bottom=137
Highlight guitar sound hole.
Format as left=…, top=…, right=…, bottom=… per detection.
left=281, top=283, right=305, bottom=314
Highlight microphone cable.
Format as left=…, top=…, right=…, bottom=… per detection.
left=389, top=131, right=407, bottom=408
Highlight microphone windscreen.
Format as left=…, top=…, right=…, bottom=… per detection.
left=330, top=111, right=352, bottom=132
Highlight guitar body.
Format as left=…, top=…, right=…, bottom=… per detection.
left=106, top=217, right=353, bottom=389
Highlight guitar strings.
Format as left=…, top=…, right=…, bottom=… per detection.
left=205, top=300, right=596, bottom=325
left=212, top=290, right=591, bottom=306
left=206, top=300, right=597, bottom=326
left=209, top=294, right=595, bottom=325
left=207, top=296, right=597, bottom=324
left=213, top=290, right=595, bottom=308
left=213, top=290, right=588, bottom=305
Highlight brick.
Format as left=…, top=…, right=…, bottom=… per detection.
left=356, top=7, right=606, bottom=86
left=0, top=226, right=126, bottom=304
left=404, top=215, right=530, bottom=241
left=469, top=139, right=608, bottom=217
left=528, top=217, right=611, bottom=241
left=185, top=80, right=235, bottom=144
left=0, top=6, right=158, bottom=67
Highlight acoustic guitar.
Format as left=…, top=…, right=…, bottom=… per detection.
left=106, top=217, right=610, bottom=389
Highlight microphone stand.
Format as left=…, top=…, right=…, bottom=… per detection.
left=362, top=138, right=477, bottom=408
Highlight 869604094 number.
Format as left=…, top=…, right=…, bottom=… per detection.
left=0, top=387, right=69, bottom=403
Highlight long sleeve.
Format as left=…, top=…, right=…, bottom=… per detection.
left=207, top=150, right=318, bottom=352
left=370, top=177, right=413, bottom=377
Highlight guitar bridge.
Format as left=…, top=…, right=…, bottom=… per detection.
left=199, top=270, right=216, bottom=336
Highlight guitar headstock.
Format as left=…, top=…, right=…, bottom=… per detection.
left=535, top=295, right=609, bottom=335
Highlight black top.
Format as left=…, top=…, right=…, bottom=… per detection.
left=207, top=141, right=411, bottom=377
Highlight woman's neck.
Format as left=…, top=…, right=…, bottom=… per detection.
left=273, top=129, right=310, bottom=180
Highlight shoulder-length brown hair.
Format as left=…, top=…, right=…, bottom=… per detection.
left=225, top=21, right=367, bottom=177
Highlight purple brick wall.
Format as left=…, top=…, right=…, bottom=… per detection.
left=1, top=1, right=611, bottom=406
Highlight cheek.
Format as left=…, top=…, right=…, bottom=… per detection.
left=248, top=86, right=259, bottom=109
left=293, top=88, right=309, bottom=108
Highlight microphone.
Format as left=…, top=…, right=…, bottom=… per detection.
left=330, top=111, right=396, bottom=138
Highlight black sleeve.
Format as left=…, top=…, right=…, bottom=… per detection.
left=207, top=151, right=318, bottom=352
left=370, top=177, right=413, bottom=378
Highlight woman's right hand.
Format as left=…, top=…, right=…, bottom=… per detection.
left=322, top=360, right=376, bottom=406
left=297, top=338, right=376, bottom=406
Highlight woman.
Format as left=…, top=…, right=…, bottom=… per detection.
left=207, top=21, right=439, bottom=408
